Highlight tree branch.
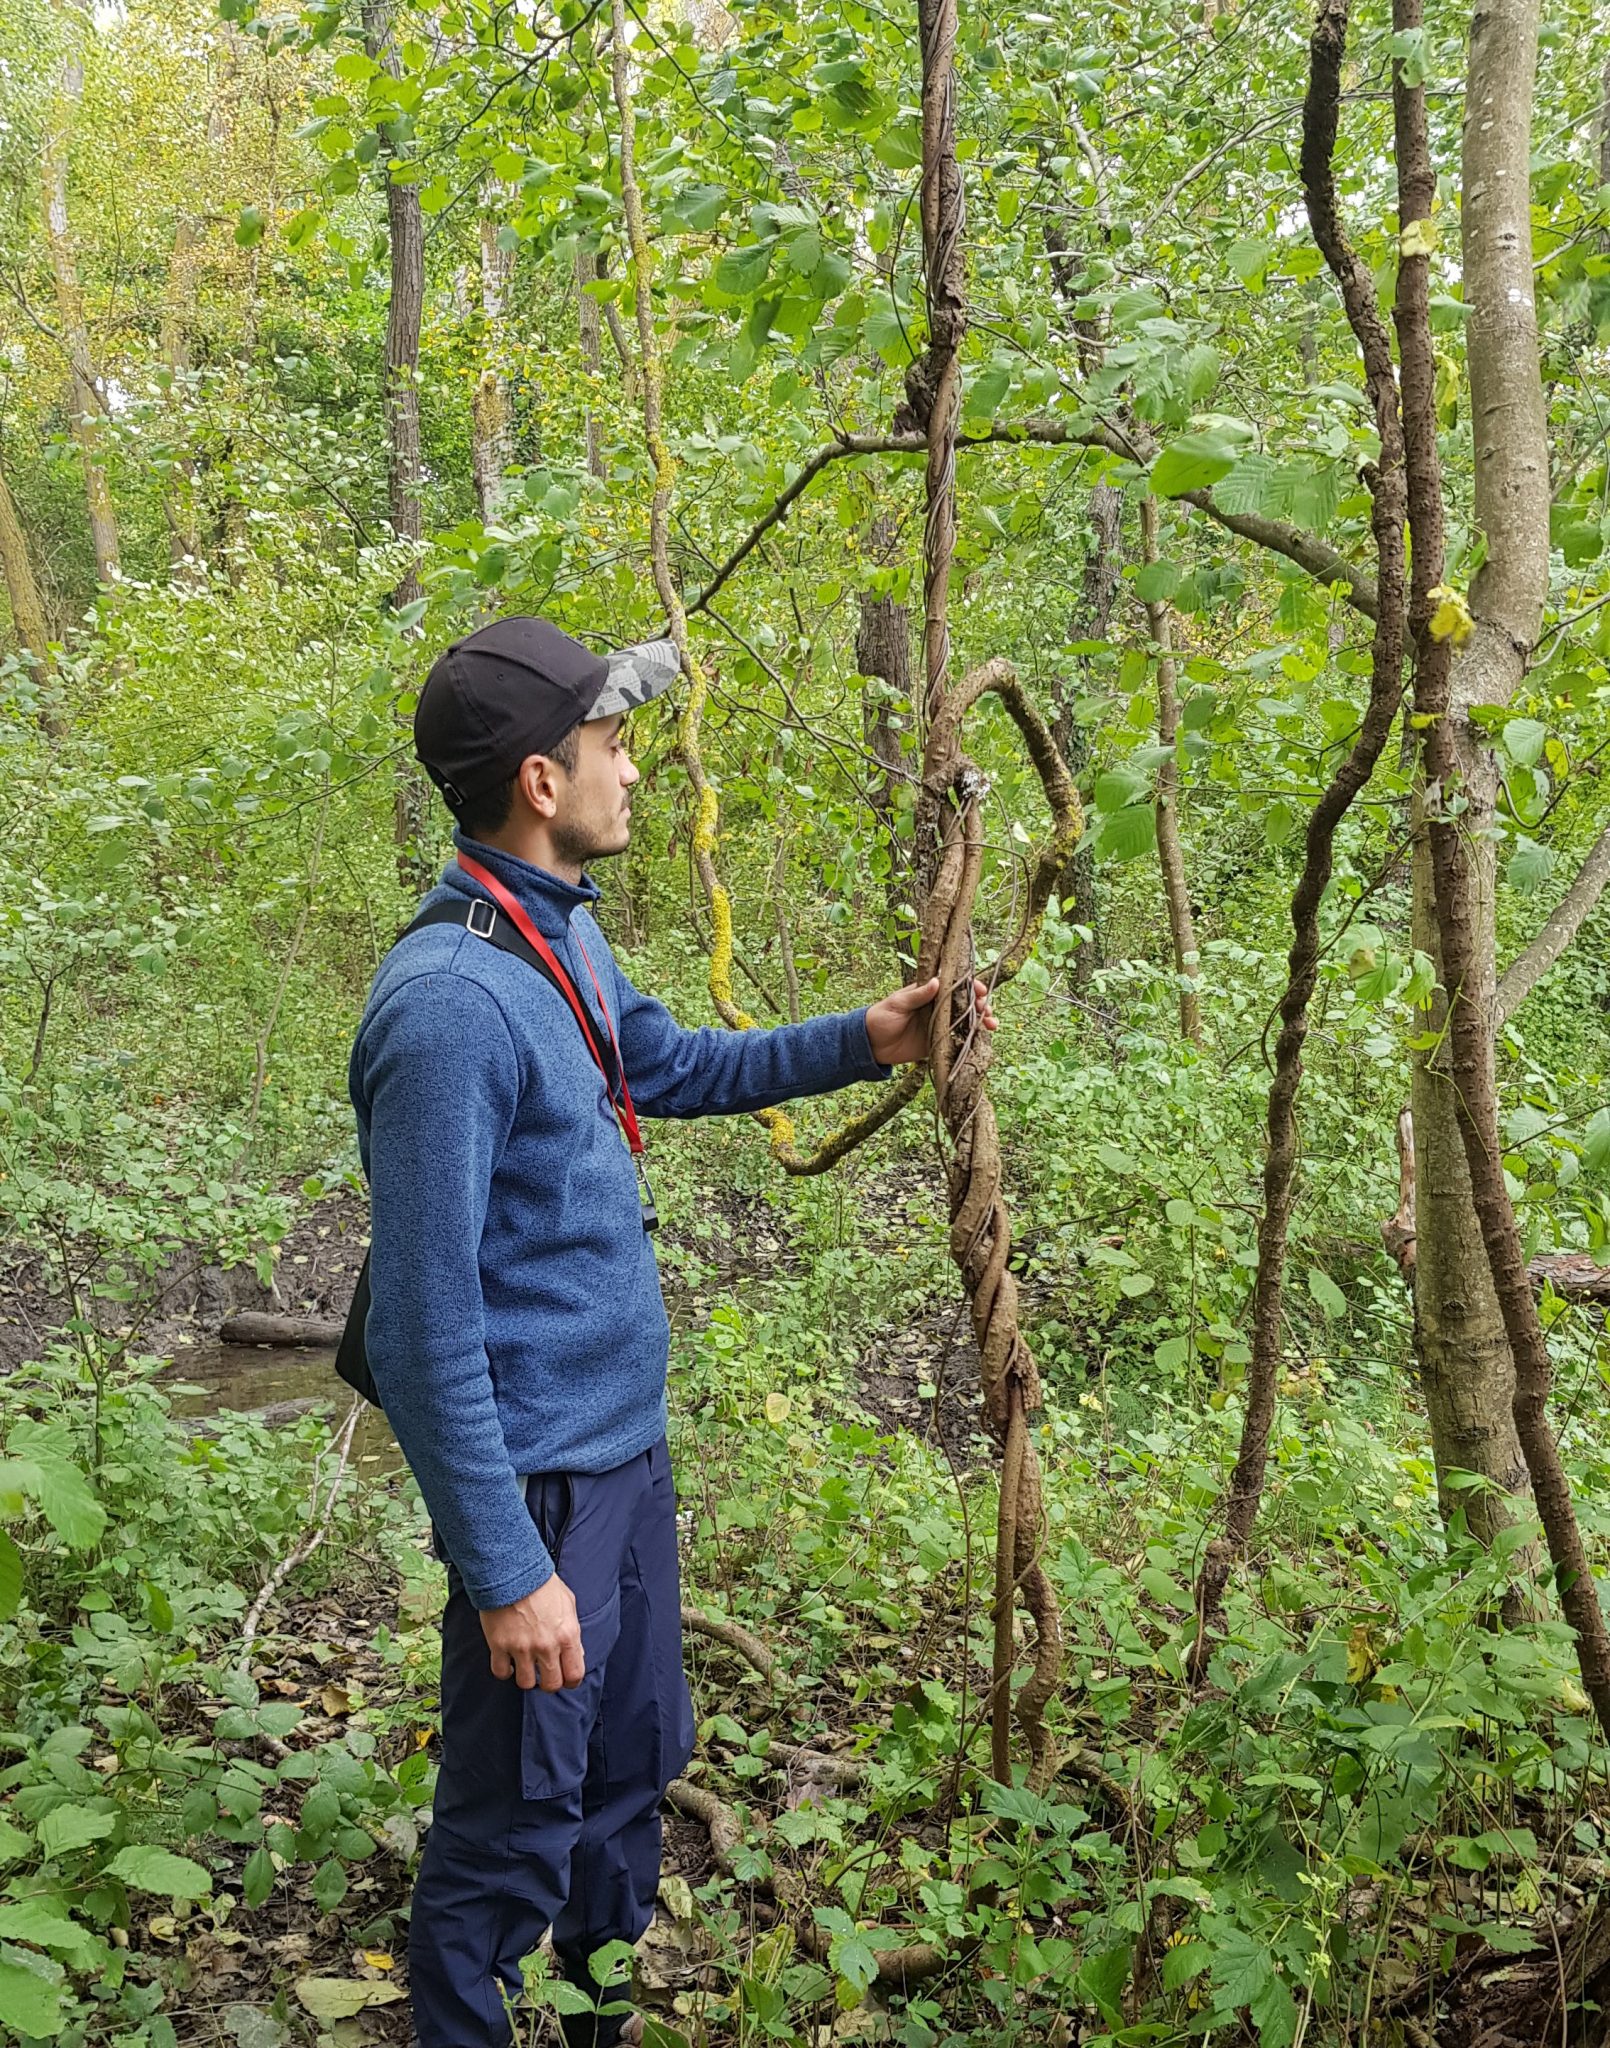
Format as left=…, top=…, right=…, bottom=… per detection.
left=1494, top=817, right=1610, bottom=1024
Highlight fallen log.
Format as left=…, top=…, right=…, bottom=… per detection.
left=219, top=1312, right=345, bottom=1348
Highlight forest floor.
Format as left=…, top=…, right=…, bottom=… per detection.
left=9, top=1145, right=1610, bottom=2046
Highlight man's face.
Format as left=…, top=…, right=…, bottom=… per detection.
left=550, top=713, right=640, bottom=869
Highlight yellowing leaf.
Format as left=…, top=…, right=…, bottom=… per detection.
left=1400, top=215, right=1438, bottom=259
left=295, top=1978, right=405, bottom=2021
left=1427, top=584, right=1475, bottom=647
left=320, top=1685, right=352, bottom=1717
left=1346, top=1624, right=1378, bottom=1686
left=360, top=1950, right=394, bottom=1971
left=764, top=1392, right=791, bottom=1426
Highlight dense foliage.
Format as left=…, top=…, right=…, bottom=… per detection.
left=0, top=0, right=1608, bottom=2039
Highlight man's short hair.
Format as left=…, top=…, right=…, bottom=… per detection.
left=449, top=725, right=581, bottom=837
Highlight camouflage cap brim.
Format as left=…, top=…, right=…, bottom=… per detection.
left=589, top=638, right=682, bottom=719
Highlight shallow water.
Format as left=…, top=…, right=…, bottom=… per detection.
left=160, top=1340, right=404, bottom=1475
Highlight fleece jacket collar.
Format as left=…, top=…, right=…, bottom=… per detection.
left=442, top=831, right=602, bottom=942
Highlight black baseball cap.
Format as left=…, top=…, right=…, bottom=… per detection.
left=414, top=617, right=681, bottom=810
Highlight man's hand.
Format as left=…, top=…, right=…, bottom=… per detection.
left=865, top=974, right=998, bottom=1068
left=480, top=1573, right=585, bottom=1691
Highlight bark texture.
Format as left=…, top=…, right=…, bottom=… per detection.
left=41, top=39, right=119, bottom=584
left=1414, top=0, right=1610, bottom=1734
left=472, top=184, right=517, bottom=521
left=1138, top=494, right=1201, bottom=1041
left=1191, top=0, right=1407, bottom=1673
left=1055, top=481, right=1122, bottom=993
left=857, top=515, right=914, bottom=963
left=0, top=460, right=52, bottom=670
left=576, top=246, right=606, bottom=482
left=1391, top=0, right=1535, bottom=1563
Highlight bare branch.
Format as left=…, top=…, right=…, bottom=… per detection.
left=1494, top=817, right=1610, bottom=1024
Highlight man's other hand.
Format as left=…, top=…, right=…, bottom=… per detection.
left=865, top=974, right=998, bottom=1068
left=480, top=1574, right=585, bottom=1691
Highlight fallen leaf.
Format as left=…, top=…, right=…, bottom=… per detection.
left=658, top=1874, right=694, bottom=1923
left=360, top=1950, right=394, bottom=1971
left=295, top=1978, right=406, bottom=2021
left=320, top=1685, right=352, bottom=1717
left=222, top=2005, right=288, bottom=2048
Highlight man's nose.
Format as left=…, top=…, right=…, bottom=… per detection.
left=622, top=754, right=641, bottom=788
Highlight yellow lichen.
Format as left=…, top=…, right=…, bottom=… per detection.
left=691, top=782, right=719, bottom=858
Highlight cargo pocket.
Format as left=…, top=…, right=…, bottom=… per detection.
left=520, top=1586, right=621, bottom=1803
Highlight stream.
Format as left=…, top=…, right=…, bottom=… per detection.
left=161, top=1340, right=404, bottom=1475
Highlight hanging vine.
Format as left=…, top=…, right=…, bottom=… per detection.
left=611, top=0, right=1081, bottom=1779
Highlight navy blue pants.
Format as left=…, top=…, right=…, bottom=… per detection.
left=409, top=1439, right=695, bottom=2047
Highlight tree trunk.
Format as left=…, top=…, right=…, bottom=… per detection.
left=0, top=460, right=52, bottom=669
left=1139, top=493, right=1202, bottom=1040
left=1410, top=820, right=1534, bottom=1554
left=856, top=516, right=914, bottom=966
left=363, top=0, right=429, bottom=890
left=576, top=246, right=606, bottom=481
left=160, top=213, right=203, bottom=575
left=1054, top=480, right=1121, bottom=993
left=472, top=183, right=516, bottom=521
left=1406, top=0, right=1550, bottom=1542
left=41, top=40, right=119, bottom=585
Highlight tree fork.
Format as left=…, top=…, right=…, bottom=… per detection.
left=1190, top=0, right=1408, bottom=1677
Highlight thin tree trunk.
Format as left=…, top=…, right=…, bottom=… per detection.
left=0, top=460, right=52, bottom=669
left=160, top=213, right=203, bottom=575
left=1404, top=0, right=1610, bottom=1725
left=472, top=183, right=516, bottom=521
left=1138, top=494, right=1202, bottom=1041
left=576, top=246, right=606, bottom=481
left=856, top=515, right=914, bottom=966
left=362, top=0, right=429, bottom=889
left=1054, top=481, right=1121, bottom=993
left=41, top=36, right=118, bottom=584
left=1191, top=0, right=1407, bottom=1673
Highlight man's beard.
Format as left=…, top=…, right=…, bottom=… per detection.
left=550, top=809, right=627, bottom=871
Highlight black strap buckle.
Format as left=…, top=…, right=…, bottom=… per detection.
left=466, top=898, right=496, bottom=939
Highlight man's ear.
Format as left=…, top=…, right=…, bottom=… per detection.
left=513, top=752, right=562, bottom=819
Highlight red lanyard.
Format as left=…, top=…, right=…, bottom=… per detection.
left=455, top=853, right=644, bottom=1157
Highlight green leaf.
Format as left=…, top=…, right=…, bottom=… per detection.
left=1135, top=560, right=1179, bottom=604
left=38, top=1801, right=117, bottom=1859
left=1095, top=768, right=1149, bottom=813
left=1073, top=1942, right=1130, bottom=2025
left=1099, top=804, right=1157, bottom=861
left=963, top=365, right=1012, bottom=425
left=1152, top=431, right=1241, bottom=497
left=872, top=122, right=921, bottom=169
left=29, top=1458, right=105, bottom=1549
left=714, top=239, right=777, bottom=295
left=0, top=1957, right=62, bottom=2038
left=1227, top=238, right=1274, bottom=289
left=1583, top=1107, right=1610, bottom=1176
left=106, top=1845, right=214, bottom=1899
left=1307, top=1267, right=1347, bottom=1318
left=1507, top=837, right=1553, bottom=894
left=1162, top=1938, right=1211, bottom=1991
left=243, top=1846, right=276, bottom=1908
left=1155, top=1335, right=1190, bottom=1371
left=1212, top=1927, right=1275, bottom=2008
left=312, top=1858, right=348, bottom=1911
left=1503, top=717, right=1546, bottom=766
left=0, top=1898, right=104, bottom=1966
left=1250, top=1971, right=1299, bottom=2046
left=234, top=206, right=265, bottom=248
left=0, top=1816, right=32, bottom=1864
left=0, top=1530, right=20, bottom=1621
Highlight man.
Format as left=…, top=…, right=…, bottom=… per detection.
left=349, top=616, right=994, bottom=2047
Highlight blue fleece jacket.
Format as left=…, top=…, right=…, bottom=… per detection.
left=348, top=836, right=889, bottom=1610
